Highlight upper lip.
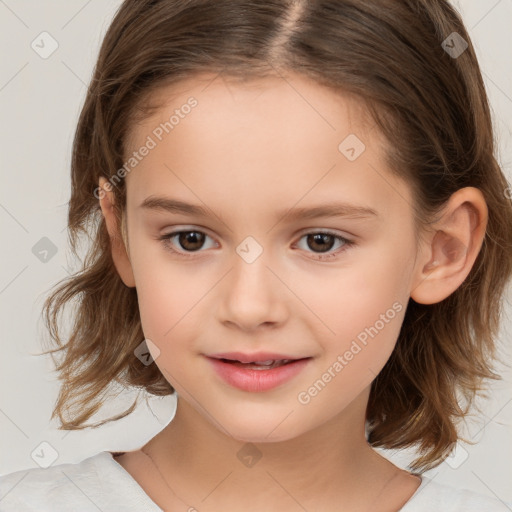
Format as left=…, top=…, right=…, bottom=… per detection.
left=207, top=352, right=308, bottom=363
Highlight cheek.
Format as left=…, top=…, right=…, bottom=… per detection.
left=134, top=275, right=201, bottom=383
left=135, top=269, right=202, bottom=345
left=294, top=282, right=406, bottom=420
left=127, top=239, right=188, bottom=345
left=130, top=248, right=223, bottom=383
left=291, top=243, right=410, bottom=396
left=294, top=242, right=410, bottom=346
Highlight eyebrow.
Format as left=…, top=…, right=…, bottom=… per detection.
left=139, top=196, right=378, bottom=221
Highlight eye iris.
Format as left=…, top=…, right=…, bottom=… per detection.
left=307, top=233, right=335, bottom=253
left=179, top=231, right=205, bottom=251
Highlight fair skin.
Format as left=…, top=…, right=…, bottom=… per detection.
left=99, top=72, right=487, bottom=511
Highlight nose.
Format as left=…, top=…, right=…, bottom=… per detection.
left=217, top=249, right=288, bottom=332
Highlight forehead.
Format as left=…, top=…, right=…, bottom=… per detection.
left=126, top=71, right=376, bottom=145
left=123, top=72, right=413, bottom=223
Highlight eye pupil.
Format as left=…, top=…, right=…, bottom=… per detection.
left=179, top=231, right=205, bottom=251
left=307, top=233, right=335, bottom=253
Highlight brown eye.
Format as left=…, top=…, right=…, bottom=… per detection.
left=295, top=231, right=355, bottom=261
left=160, top=230, right=215, bottom=257
left=305, top=233, right=337, bottom=253
left=175, top=231, right=205, bottom=251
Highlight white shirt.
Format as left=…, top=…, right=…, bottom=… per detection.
left=0, top=451, right=509, bottom=511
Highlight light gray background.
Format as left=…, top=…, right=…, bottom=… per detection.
left=1, top=0, right=511, bottom=504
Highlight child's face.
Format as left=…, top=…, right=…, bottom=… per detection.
left=121, top=72, right=425, bottom=441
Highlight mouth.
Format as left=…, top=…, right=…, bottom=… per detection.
left=206, top=352, right=312, bottom=392
left=215, top=358, right=301, bottom=370
left=209, top=351, right=309, bottom=368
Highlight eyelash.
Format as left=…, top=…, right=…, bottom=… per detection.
left=158, top=228, right=355, bottom=261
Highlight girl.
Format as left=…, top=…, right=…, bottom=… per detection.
left=1, top=0, right=512, bottom=510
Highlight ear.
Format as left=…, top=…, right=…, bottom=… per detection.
left=410, top=187, right=488, bottom=305
left=98, top=177, right=136, bottom=288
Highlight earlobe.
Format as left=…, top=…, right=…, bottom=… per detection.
left=98, top=177, right=136, bottom=288
left=410, top=187, right=488, bottom=305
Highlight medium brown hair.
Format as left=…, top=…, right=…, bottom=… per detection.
left=41, top=0, right=512, bottom=471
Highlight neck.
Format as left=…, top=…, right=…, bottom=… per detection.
left=141, top=388, right=413, bottom=511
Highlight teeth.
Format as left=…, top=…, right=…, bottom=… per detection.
left=218, top=357, right=297, bottom=369
left=231, top=359, right=294, bottom=369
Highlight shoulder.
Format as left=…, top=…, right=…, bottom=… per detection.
left=0, top=451, right=110, bottom=511
left=401, top=476, right=511, bottom=512
left=0, top=451, right=162, bottom=512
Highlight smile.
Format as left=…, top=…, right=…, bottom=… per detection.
left=206, top=353, right=312, bottom=392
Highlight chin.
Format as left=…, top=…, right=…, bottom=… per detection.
left=214, top=411, right=308, bottom=444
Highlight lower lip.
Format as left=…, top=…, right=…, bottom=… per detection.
left=207, top=357, right=311, bottom=392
